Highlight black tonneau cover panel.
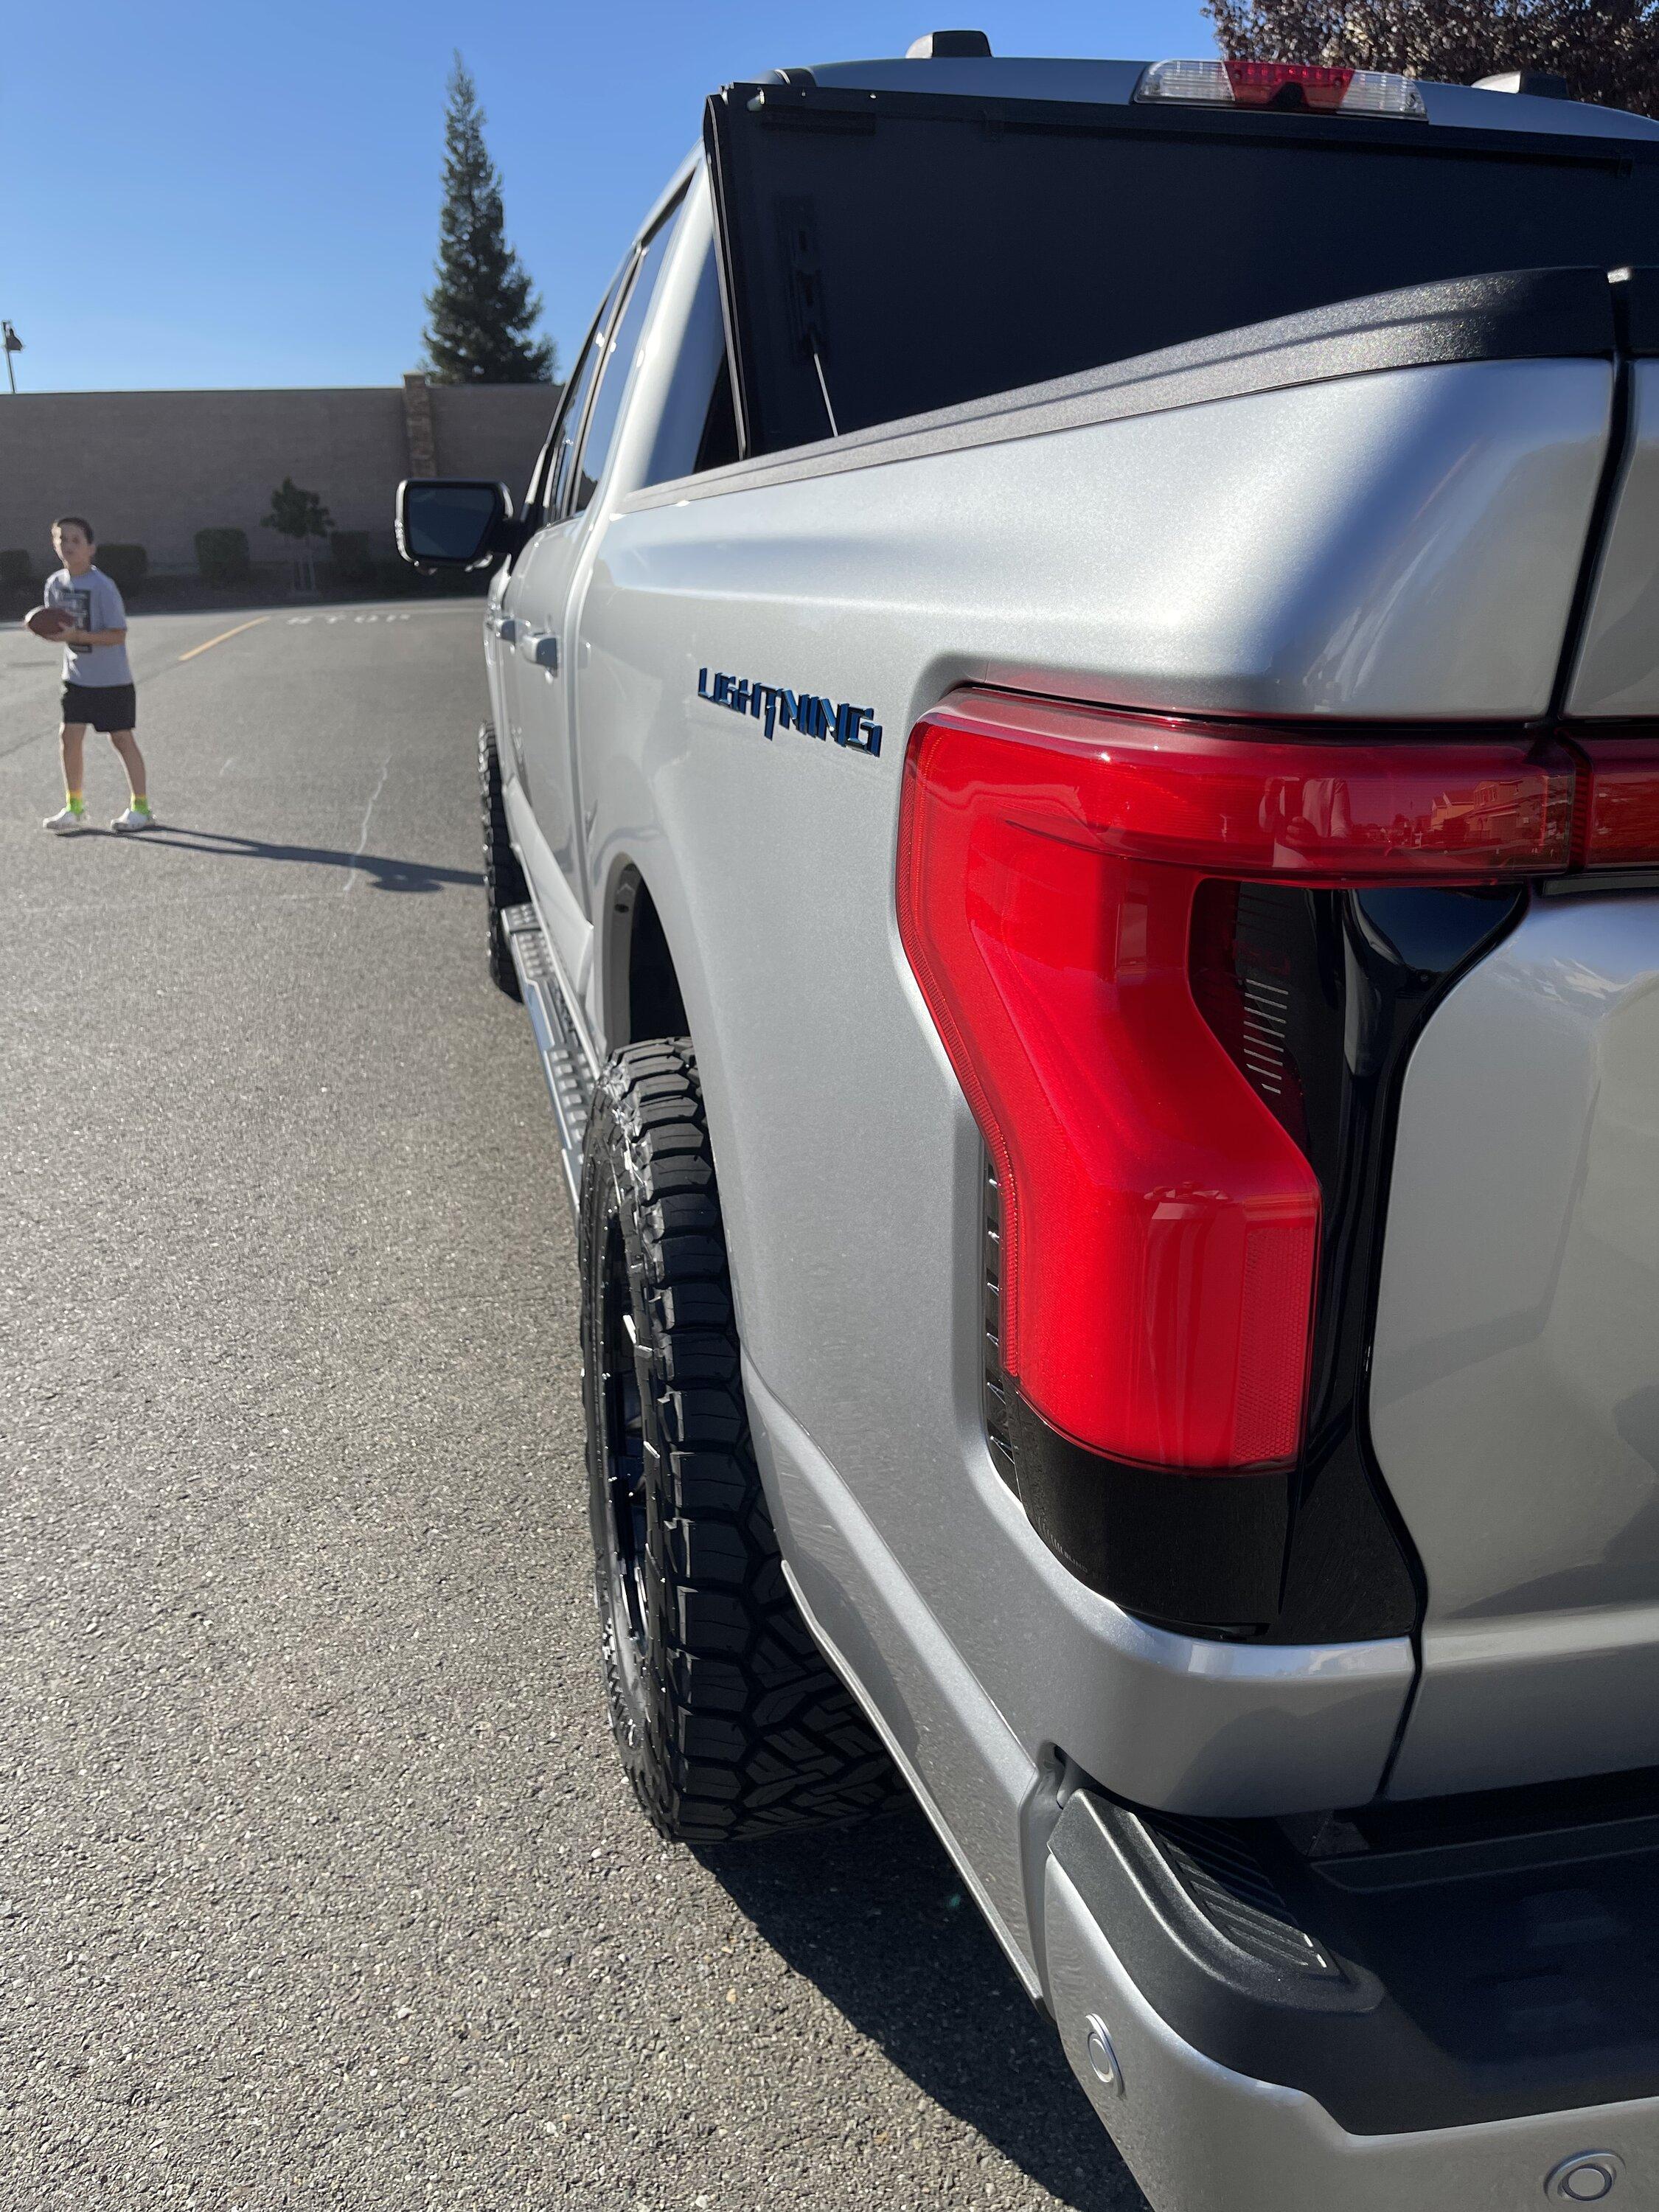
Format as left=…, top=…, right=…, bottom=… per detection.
left=703, top=80, right=1659, bottom=456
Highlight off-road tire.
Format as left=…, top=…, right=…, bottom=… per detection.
left=479, top=723, right=529, bottom=998
left=580, top=1039, right=905, bottom=1842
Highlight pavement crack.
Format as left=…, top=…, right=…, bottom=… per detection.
left=343, top=753, right=393, bottom=894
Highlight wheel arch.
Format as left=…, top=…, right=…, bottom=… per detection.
left=599, top=857, right=692, bottom=1049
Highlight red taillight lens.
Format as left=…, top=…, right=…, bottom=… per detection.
left=1225, top=59, right=1353, bottom=109
left=1571, top=737, right=1659, bottom=867
left=1135, top=55, right=1427, bottom=117
left=897, top=691, right=1577, bottom=1475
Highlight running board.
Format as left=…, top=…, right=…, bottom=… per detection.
left=501, top=902, right=595, bottom=1212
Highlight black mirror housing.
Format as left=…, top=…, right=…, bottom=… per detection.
left=395, top=478, right=517, bottom=568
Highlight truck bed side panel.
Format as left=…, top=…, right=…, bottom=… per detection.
left=572, top=359, right=1609, bottom=1943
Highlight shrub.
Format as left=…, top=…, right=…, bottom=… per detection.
left=98, top=543, right=148, bottom=595
left=195, top=527, right=251, bottom=586
left=0, top=549, right=32, bottom=588
left=330, top=530, right=375, bottom=586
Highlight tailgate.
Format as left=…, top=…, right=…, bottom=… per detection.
left=1377, top=335, right=1659, bottom=1798
left=1374, top=889, right=1659, bottom=1797
left=1572, top=334, right=1659, bottom=716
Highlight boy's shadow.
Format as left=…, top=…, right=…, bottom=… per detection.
left=133, top=823, right=481, bottom=895
left=695, top=1808, right=1147, bottom=2211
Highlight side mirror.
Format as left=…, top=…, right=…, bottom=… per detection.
left=395, top=478, right=516, bottom=568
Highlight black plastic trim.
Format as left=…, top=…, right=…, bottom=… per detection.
left=1009, top=1394, right=1291, bottom=1638
left=1052, top=1781, right=1659, bottom=2134
left=700, top=95, right=755, bottom=459
left=1613, top=262, right=1659, bottom=353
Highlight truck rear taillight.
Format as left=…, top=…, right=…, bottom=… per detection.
left=1135, top=57, right=1428, bottom=119
left=1569, top=737, right=1659, bottom=867
left=896, top=690, right=1574, bottom=1479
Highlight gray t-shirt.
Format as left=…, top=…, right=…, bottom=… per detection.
left=45, top=566, right=132, bottom=686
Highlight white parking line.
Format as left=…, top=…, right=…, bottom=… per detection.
left=286, top=611, right=414, bottom=625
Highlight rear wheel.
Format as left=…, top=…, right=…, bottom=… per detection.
left=479, top=723, right=529, bottom=998
left=580, top=1039, right=905, bottom=1841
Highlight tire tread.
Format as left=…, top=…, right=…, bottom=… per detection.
left=580, top=1039, right=906, bottom=1842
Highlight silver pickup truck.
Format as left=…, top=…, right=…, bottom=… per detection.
left=398, top=34, right=1659, bottom=2211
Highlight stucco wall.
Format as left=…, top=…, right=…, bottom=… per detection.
left=431, top=385, right=556, bottom=505
left=0, top=380, right=558, bottom=576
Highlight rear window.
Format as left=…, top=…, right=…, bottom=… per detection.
left=706, top=86, right=1659, bottom=454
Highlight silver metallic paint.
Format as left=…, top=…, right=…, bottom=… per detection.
left=748, top=1364, right=1409, bottom=1976
left=498, top=159, right=1630, bottom=1986
left=605, top=357, right=1611, bottom=717
left=554, top=294, right=1614, bottom=1896
left=469, top=111, right=1659, bottom=2199
left=1571, top=361, right=1659, bottom=717
left=1373, top=892, right=1659, bottom=1797
left=524, top=180, right=1619, bottom=1885
left=493, top=167, right=717, bottom=1036
left=776, top=1542, right=1042, bottom=1998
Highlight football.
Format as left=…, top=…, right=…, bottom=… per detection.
left=24, top=604, right=75, bottom=640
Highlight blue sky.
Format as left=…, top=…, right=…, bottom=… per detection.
left=6, top=1, right=1213, bottom=393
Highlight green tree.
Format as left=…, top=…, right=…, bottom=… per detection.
left=423, top=56, right=556, bottom=384
left=262, top=478, right=333, bottom=546
left=1204, top=0, right=1659, bottom=116
left=263, top=477, right=333, bottom=595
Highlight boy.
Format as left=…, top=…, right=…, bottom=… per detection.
left=39, top=516, right=153, bottom=833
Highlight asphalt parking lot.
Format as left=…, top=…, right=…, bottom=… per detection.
left=0, top=603, right=1148, bottom=2211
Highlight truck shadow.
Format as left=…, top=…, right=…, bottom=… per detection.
left=695, top=1808, right=1150, bottom=2211
left=131, top=824, right=481, bottom=894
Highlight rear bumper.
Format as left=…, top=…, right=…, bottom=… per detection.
left=1047, top=1852, right=1659, bottom=2212
left=1046, top=1784, right=1659, bottom=2210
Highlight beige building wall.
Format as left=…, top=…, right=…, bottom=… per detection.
left=0, top=380, right=559, bottom=575
left=431, top=384, right=557, bottom=507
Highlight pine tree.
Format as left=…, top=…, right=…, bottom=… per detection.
left=422, top=56, right=556, bottom=384
left=1204, top=0, right=1659, bottom=116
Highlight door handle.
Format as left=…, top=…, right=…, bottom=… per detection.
left=487, top=611, right=518, bottom=644
left=518, top=630, right=560, bottom=672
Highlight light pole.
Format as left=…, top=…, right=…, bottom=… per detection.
left=1, top=324, right=21, bottom=394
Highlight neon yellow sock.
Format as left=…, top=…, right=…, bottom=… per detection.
left=130, top=793, right=150, bottom=815
left=65, top=789, right=84, bottom=813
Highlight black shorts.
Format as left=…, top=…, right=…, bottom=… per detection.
left=62, top=681, right=136, bottom=734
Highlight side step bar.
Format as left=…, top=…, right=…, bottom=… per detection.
left=501, top=902, right=596, bottom=1212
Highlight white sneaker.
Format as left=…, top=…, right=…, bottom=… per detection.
left=43, top=804, right=91, bottom=833
left=110, top=805, right=156, bottom=833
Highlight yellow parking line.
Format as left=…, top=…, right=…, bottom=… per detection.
left=178, top=616, right=270, bottom=663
